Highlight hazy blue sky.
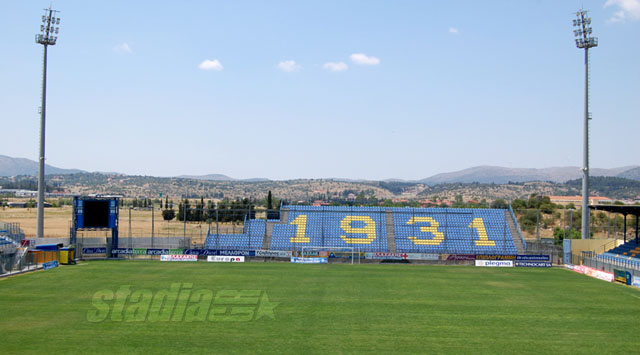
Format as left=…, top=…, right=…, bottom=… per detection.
left=1, top=0, right=638, bottom=180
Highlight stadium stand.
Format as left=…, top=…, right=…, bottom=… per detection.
left=392, top=208, right=517, bottom=254
left=204, top=205, right=518, bottom=254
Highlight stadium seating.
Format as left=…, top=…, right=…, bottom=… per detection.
left=604, top=239, right=640, bottom=259
left=204, top=219, right=265, bottom=250
left=204, top=206, right=517, bottom=254
left=393, top=208, right=517, bottom=254
left=270, top=206, right=388, bottom=252
left=596, top=239, right=640, bottom=266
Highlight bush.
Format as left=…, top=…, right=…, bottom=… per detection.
left=162, top=209, right=175, bottom=221
left=490, top=199, right=508, bottom=209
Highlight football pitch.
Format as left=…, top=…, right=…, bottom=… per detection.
left=1, top=261, right=639, bottom=354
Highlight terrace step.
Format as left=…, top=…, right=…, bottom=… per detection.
left=505, top=211, right=525, bottom=254
left=385, top=209, right=396, bottom=253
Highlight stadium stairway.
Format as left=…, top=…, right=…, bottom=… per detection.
left=262, top=208, right=289, bottom=250
left=385, top=209, right=396, bottom=252
left=505, top=211, right=525, bottom=254
left=263, top=223, right=273, bottom=250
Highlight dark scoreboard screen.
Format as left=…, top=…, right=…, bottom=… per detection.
left=75, top=198, right=118, bottom=229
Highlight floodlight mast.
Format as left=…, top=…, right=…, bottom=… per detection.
left=573, top=10, right=597, bottom=240
left=35, top=7, right=60, bottom=239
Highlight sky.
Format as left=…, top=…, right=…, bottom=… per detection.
left=1, top=0, right=638, bottom=181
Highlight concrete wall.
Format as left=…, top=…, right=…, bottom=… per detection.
left=570, top=238, right=624, bottom=255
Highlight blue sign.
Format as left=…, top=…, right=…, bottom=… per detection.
left=184, top=249, right=219, bottom=256
left=515, top=261, right=552, bottom=268
left=43, top=260, right=59, bottom=270
left=291, top=257, right=328, bottom=264
left=476, top=255, right=517, bottom=260
left=217, top=249, right=255, bottom=257
left=516, top=255, right=550, bottom=261
left=82, top=247, right=107, bottom=254
left=185, top=249, right=255, bottom=257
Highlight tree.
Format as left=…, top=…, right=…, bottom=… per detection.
left=267, top=190, right=273, bottom=210
left=162, top=209, right=175, bottom=221
left=518, top=210, right=539, bottom=233
left=490, top=199, right=508, bottom=209
left=177, top=199, right=191, bottom=222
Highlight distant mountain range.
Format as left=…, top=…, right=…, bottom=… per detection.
left=418, top=165, right=640, bottom=185
left=177, top=174, right=270, bottom=182
left=0, top=155, right=84, bottom=176
left=0, top=155, right=638, bottom=184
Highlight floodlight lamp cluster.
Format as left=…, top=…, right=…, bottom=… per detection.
left=573, top=10, right=597, bottom=49
left=36, top=9, right=61, bottom=46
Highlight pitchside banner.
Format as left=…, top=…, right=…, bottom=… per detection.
left=290, top=257, right=328, bottom=264
left=476, top=255, right=517, bottom=260
left=446, top=254, right=476, bottom=261
left=112, top=248, right=184, bottom=255
left=82, top=247, right=107, bottom=254
left=515, top=261, right=552, bottom=268
left=475, top=260, right=514, bottom=267
left=255, top=250, right=291, bottom=258
left=365, top=252, right=438, bottom=260
left=160, top=254, right=197, bottom=262
left=183, top=249, right=257, bottom=257
left=633, top=276, right=640, bottom=289
left=328, top=252, right=366, bottom=259
left=570, top=264, right=613, bottom=282
left=43, top=260, right=59, bottom=270
left=207, top=256, right=245, bottom=262
left=516, top=255, right=550, bottom=261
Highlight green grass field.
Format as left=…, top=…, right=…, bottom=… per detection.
left=1, top=261, right=639, bottom=354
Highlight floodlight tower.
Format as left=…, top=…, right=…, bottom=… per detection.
left=573, top=10, right=597, bottom=240
left=35, top=7, right=61, bottom=239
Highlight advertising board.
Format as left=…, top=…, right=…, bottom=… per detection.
left=583, top=266, right=613, bottom=282
left=42, top=260, right=59, bottom=270
left=290, top=257, right=328, bottom=264
left=255, top=250, right=291, bottom=258
left=216, top=250, right=254, bottom=257
left=207, top=256, right=245, bottom=262
left=446, top=254, right=476, bottom=261
left=328, top=252, right=366, bottom=259
left=476, top=255, right=517, bottom=260
left=365, top=252, right=409, bottom=260
left=183, top=249, right=255, bottom=257
left=405, top=253, right=439, bottom=261
left=82, top=247, right=107, bottom=254
left=572, top=265, right=586, bottom=274
left=632, top=276, right=640, bottom=289
left=475, top=260, right=513, bottom=267
left=160, top=254, right=198, bottom=262
left=515, top=261, right=552, bottom=268
left=516, top=255, right=550, bottom=261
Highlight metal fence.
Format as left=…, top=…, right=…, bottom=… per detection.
left=568, top=252, right=640, bottom=277
left=0, top=222, right=36, bottom=276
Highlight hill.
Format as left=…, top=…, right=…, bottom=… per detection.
left=617, top=167, right=640, bottom=181
left=177, top=174, right=270, bottom=182
left=0, top=155, right=84, bottom=177
left=565, top=176, right=640, bottom=200
left=419, top=165, right=638, bottom=185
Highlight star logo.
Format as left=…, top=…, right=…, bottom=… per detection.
left=255, top=292, right=278, bottom=320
